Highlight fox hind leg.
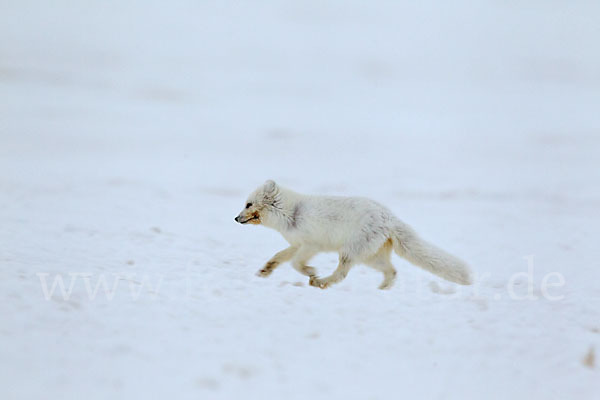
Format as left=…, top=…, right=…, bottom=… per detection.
left=309, top=254, right=354, bottom=289
left=365, top=239, right=397, bottom=290
left=376, top=262, right=397, bottom=290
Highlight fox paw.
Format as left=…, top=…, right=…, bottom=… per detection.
left=256, top=269, right=271, bottom=277
left=309, top=276, right=329, bottom=289
left=378, top=281, right=393, bottom=290
left=256, top=262, right=276, bottom=277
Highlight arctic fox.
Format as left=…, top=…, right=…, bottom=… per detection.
left=235, top=180, right=472, bottom=289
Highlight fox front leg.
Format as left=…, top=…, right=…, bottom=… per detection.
left=290, top=245, right=318, bottom=278
left=256, top=246, right=298, bottom=277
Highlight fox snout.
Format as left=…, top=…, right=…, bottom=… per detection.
left=235, top=210, right=261, bottom=225
left=234, top=214, right=248, bottom=223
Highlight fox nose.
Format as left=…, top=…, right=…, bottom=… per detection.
left=234, top=216, right=239, bottom=222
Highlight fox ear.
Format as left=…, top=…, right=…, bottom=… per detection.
left=264, top=179, right=277, bottom=191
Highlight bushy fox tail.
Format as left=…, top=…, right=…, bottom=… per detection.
left=391, top=222, right=472, bottom=285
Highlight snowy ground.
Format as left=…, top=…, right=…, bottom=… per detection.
left=1, top=1, right=599, bottom=399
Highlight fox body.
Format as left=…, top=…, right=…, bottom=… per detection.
left=235, top=180, right=472, bottom=289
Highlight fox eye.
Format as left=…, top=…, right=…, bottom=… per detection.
left=245, top=203, right=252, bottom=209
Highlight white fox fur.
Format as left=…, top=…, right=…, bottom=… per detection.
left=235, top=180, right=472, bottom=289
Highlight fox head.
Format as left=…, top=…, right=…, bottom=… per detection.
left=234, top=180, right=280, bottom=226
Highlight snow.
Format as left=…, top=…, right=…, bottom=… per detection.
left=1, top=1, right=599, bottom=399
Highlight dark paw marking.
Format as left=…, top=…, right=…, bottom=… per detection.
left=256, top=262, right=276, bottom=277
left=256, top=269, right=270, bottom=277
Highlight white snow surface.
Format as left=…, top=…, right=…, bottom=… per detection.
left=1, top=1, right=599, bottom=399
